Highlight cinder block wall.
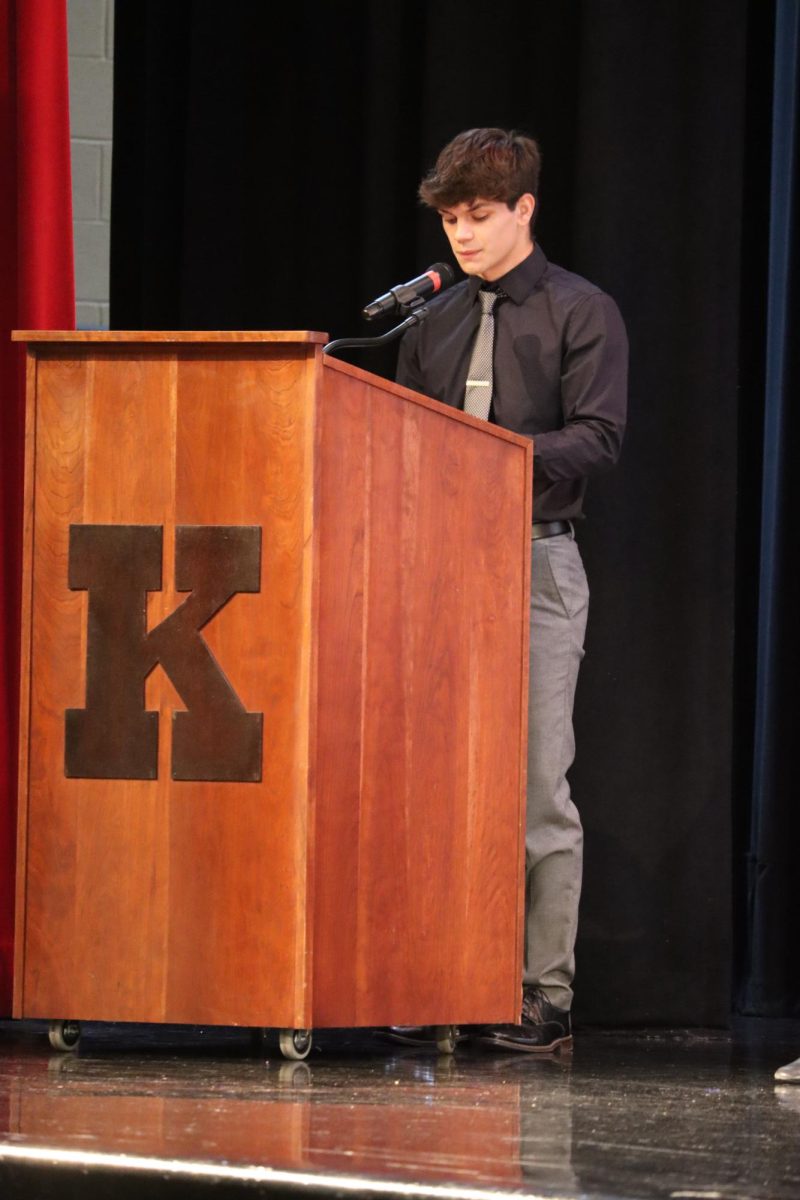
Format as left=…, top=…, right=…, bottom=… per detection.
left=68, top=0, right=114, bottom=330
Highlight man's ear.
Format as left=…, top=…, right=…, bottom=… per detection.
left=516, top=193, right=535, bottom=226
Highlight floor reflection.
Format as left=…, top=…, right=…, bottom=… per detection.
left=1, top=1022, right=799, bottom=1200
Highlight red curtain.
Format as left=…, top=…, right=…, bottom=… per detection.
left=0, top=0, right=74, bottom=1012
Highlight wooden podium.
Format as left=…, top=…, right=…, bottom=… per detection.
left=12, top=331, right=532, bottom=1044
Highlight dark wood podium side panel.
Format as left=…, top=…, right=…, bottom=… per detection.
left=16, top=345, right=318, bottom=1027
left=313, top=361, right=530, bottom=1027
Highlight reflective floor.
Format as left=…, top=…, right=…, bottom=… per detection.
left=1, top=1020, right=799, bottom=1199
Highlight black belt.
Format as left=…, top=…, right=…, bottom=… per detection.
left=531, top=520, right=572, bottom=540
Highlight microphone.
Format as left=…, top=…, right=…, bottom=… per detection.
left=362, top=263, right=455, bottom=320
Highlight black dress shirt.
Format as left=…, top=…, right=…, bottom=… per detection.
left=395, top=244, right=628, bottom=521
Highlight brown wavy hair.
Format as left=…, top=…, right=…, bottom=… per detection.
left=419, top=128, right=541, bottom=226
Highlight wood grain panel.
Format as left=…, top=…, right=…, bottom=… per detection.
left=165, top=346, right=318, bottom=1026
left=16, top=340, right=320, bottom=1028
left=313, top=360, right=530, bottom=1027
left=20, top=353, right=88, bottom=1017
left=13, top=331, right=328, bottom=344
left=20, top=352, right=176, bottom=1020
left=73, top=352, right=175, bottom=1018
left=311, top=378, right=369, bottom=1021
left=13, top=350, right=40, bottom=1013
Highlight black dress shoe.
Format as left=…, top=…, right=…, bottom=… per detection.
left=476, top=987, right=572, bottom=1054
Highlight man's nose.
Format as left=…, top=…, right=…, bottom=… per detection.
left=455, top=221, right=473, bottom=242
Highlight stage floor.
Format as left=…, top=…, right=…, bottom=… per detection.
left=1, top=1020, right=798, bottom=1199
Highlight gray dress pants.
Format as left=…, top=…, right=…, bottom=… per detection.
left=524, top=530, right=589, bottom=1011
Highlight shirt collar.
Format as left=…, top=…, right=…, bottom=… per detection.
left=466, top=243, right=548, bottom=305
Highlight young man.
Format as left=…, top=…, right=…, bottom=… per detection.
left=396, top=128, right=628, bottom=1052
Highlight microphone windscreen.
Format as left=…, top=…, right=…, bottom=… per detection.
left=430, top=263, right=455, bottom=289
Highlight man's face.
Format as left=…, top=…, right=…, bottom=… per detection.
left=438, top=195, right=535, bottom=281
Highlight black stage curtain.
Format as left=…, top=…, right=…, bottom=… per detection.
left=110, top=0, right=785, bottom=1025
left=739, top=0, right=800, bottom=1018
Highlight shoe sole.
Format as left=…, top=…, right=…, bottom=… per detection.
left=380, top=1031, right=469, bottom=1048
left=475, top=1033, right=573, bottom=1055
left=383, top=1033, right=435, bottom=1047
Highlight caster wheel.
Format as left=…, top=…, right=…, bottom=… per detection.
left=278, top=1028, right=312, bottom=1061
left=48, top=1020, right=82, bottom=1052
left=434, top=1025, right=458, bottom=1055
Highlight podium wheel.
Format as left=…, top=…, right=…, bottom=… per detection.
left=48, top=1020, right=82, bottom=1052
left=278, top=1028, right=312, bottom=1060
left=435, top=1025, right=458, bottom=1054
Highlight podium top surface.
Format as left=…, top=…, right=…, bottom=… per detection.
left=12, top=330, right=328, bottom=344
left=14, top=328, right=533, bottom=453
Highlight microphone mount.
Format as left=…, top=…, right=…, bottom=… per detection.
left=323, top=301, right=431, bottom=358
